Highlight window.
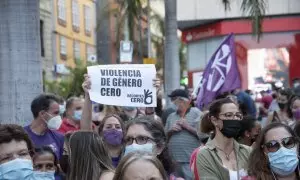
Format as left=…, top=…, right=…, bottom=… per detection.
left=74, top=41, right=80, bottom=63
left=72, top=0, right=80, bottom=31
left=57, top=0, right=66, bottom=25
left=60, top=36, right=67, bottom=60
left=40, top=20, right=45, bottom=57
left=86, top=45, right=95, bottom=60
left=84, top=5, right=92, bottom=35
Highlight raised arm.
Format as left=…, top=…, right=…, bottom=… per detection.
left=80, top=74, right=93, bottom=130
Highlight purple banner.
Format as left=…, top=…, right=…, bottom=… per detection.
left=196, top=34, right=241, bottom=109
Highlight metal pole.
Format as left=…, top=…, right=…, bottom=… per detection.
left=147, top=0, right=151, bottom=58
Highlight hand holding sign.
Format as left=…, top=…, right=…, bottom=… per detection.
left=82, top=74, right=91, bottom=94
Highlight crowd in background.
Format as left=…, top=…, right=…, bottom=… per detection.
left=2, top=76, right=300, bottom=180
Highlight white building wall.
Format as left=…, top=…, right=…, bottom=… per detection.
left=178, top=0, right=300, bottom=21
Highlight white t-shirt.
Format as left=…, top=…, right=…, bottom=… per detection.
left=229, top=169, right=248, bottom=180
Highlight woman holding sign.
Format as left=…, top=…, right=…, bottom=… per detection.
left=81, top=74, right=125, bottom=168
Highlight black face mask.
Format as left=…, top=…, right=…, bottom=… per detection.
left=59, top=154, right=70, bottom=174
left=278, top=102, right=287, bottom=110
left=220, top=120, right=242, bottom=138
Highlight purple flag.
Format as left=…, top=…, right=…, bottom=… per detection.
left=196, top=34, right=241, bottom=110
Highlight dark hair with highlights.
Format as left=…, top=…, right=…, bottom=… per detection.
left=247, top=123, right=298, bottom=179
left=125, top=116, right=175, bottom=175
left=98, top=114, right=125, bottom=135
left=68, top=131, right=114, bottom=180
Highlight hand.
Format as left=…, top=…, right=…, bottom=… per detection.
left=82, top=74, right=91, bottom=94
left=152, top=78, right=161, bottom=88
left=171, top=124, right=182, bottom=132
left=177, top=120, right=189, bottom=130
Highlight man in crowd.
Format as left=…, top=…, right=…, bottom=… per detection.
left=0, top=124, right=54, bottom=179
left=233, top=89, right=257, bottom=117
left=165, top=89, right=202, bottom=180
left=24, top=94, right=64, bottom=160
left=58, top=97, right=84, bottom=134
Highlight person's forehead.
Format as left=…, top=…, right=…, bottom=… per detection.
left=104, top=117, right=121, bottom=125
left=124, top=159, right=162, bottom=180
left=265, top=127, right=291, bottom=142
left=220, top=103, right=239, bottom=113
left=34, top=153, right=54, bottom=163
left=0, top=140, right=28, bottom=156
left=292, top=99, right=300, bottom=107
left=49, top=102, right=59, bottom=110
left=126, top=124, right=152, bottom=138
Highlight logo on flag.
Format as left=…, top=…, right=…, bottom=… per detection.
left=196, top=34, right=241, bottom=109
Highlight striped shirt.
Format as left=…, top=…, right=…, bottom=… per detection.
left=165, top=107, right=202, bottom=162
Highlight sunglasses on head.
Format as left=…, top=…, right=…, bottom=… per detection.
left=263, top=137, right=297, bottom=152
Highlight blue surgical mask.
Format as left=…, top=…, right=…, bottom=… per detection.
left=124, top=143, right=153, bottom=156
left=32, top=171, right=55, bottom=180
left=0, top=158, right=33, bottom=179
left=268, top=147, right=299, bottom=176
left=73, top=110, right=82, bottom=121
left=59, top=105, right=65, bottom=115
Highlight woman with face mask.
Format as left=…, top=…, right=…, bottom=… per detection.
left=98, top=114, right=125, bottom=167
left=247, top=123, right=299, bottom=179
left=289, top=96, right=300, bottom=126
left=267, top=89, right=293, bottom=126
left=196, top=98, right=251, bottom=180
left=124, top=116, right=184, bottom=180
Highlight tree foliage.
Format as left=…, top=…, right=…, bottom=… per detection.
left=222, top=0, right=267, bottom=41
left=44, top=62, right=97, bottom=99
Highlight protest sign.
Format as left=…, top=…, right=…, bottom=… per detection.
left=87, top=64, right=157, bottom=107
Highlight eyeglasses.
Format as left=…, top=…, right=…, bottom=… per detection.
left=219, top=112, right=243, bottom=120
left=124, top=136, right=154, bottom=145
left=263, top=137, right=297, bottom=152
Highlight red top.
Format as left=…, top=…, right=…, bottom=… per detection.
left=58, top=118, right=80, bottom=134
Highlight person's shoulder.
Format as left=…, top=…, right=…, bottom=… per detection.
left=238, top=143, right=253, bottom=154
left=99, top=171, right=114, bottom=180
left=50, top=129, right=65, bottom=139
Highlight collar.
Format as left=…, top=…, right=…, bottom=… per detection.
left=64, top=118, right=80, bottom=128
left=205, top=139, right=241, bottom=153
left=176, top=107, right=191, bottom=115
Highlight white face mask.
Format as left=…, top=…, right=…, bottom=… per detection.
left=46, top=114, right=62, bottom=130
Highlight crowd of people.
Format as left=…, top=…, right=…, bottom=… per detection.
left=1, top=74, right=300, bottom=180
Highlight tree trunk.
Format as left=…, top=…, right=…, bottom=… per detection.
left=164, top=0, right=180, bottom=106
left=0, top=0, right=42, bottom=125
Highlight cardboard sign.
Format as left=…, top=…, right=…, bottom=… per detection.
left=87, top=64, right=157, bottom=107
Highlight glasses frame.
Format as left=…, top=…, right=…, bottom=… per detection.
left=218, top=112, right=243, bottom=120
left=262, top=137, right=298, bottom=152
left=124, top=136, right=155, bottom=145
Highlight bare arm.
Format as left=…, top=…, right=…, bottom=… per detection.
left=80, top=74, right=93, bottom=130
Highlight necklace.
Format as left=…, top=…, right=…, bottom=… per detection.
left=215, top=146, right=234, bottom=160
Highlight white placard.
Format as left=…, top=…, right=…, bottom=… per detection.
left=87, top=64, right=157, bottom=107
left=192, top=72, right=203, bottom=88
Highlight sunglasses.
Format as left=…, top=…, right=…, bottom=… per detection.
left=263, top=137, right=297, bottom=152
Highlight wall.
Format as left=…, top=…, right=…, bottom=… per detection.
left=40, top=0, right=53, bottom=79
left=177, top=0, right=300, bottom=21
left=53, top=0, right=96, bottom=68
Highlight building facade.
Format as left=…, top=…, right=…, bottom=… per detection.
left=40, top=0, right=54, bottom=80
left=177, top=0, right=300, bottom=89
left=53, top=0, right=96, bottom=75
left=96, top=0, right=149, bottom=65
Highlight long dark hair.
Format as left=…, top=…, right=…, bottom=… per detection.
left=67, top=131, right=114, bottom=180
left=248, top=123, right=298, bottom=180
left=125, top=116, right=175, bottom=175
